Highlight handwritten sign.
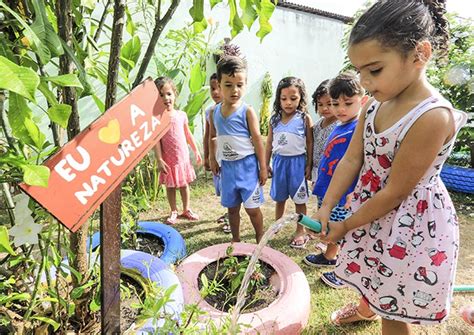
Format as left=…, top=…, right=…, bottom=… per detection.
left=20, top=79, right=170, bottom=232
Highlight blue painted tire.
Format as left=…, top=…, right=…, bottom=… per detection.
left=120, top=250, right=184, bottom=333
left=440, top=164, right=474, bottom=194
left=43, top=250, right=184, bottom=333
left=88, top=221, right=186, bottom=265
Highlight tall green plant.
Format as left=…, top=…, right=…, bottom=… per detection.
left=259, top=72, right=272, bottom=136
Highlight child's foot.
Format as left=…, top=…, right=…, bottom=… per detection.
left=330, top=303, right=380, bottom=325
left=320, top=271, right=346, bottom=289
left=222, top=221, right=232, bottom=233
left=290, top=235, right=310, bottom=249
left=314, top=242, right=328, bottom=254
left=216, top=213, right=228, bottom=223
left=303, top=253, right=336, bottom=267
left=179, top=209, right=199, bottom=221
left=165, top=211, right=178, bottom=225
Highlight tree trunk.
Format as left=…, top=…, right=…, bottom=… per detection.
left=132, top=0, right=180, bottom=88
left=56, top=0, right=89, bottom=322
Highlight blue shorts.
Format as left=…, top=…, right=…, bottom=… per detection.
left=220, top=154, right=264, bottom=208
left=270, top=154, right=308, bottom=204
left=213, top=174, right=221, bottom=196
left=317, top=198, right=350, bottom=222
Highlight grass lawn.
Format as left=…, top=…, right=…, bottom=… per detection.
left=140, top=172, right=474, bottom=335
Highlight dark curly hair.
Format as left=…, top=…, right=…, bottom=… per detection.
left=270, top=77, right=308, bottom=128
left=349, top=0, right=449, bottom=59
left=311, top=79, right=330, bottom=106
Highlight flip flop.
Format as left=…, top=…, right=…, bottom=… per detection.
left=216, top=213, right=228, bottom=223
left=290, top=235, right=310, bottom=249
left=222, top=222, right=231, bottom=233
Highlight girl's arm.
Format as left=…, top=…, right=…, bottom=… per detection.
left=305, top=114, right=314, bottom=180
left=247, top=106, right=268, bottom=186
left=325, top=107, right=455, bottom=243
left=314, top=103, right=369, bottom=235
left=183, top=113, right=202, bottom=165
left=265, top=124, right=274, bottom=176
left=153, top=142, right=169, bottom=174
left=209, top=109, right=219, bottom=175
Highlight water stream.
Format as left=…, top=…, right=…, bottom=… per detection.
left=229, top=213, right=300, bottom=333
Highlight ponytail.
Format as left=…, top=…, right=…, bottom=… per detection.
left=423, top=0, right=450, bottom=58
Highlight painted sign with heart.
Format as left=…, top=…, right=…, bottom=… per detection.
left=19, top=78, right=170, bottom=232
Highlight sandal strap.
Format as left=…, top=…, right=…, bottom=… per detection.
left=334, top=303, right=358, bottom=320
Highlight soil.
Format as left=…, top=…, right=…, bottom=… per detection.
left=134, top=232, right=164, bottom=257
left=119, top=274, right=145, bottom=331
left=63, top=274, right=145, bottom=334
left=198, top=256, right=278, bottom=313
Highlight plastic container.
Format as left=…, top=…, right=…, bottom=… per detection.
left=297, top=214, right=325, bottom=233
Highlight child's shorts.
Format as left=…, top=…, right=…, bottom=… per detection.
left=270, top=154, right=308, bottom=204
left=220, top=154, right=264, bottom=209
left=213, top=174, right=221, bottom=196
left=317, top=198, right=350, bottom=222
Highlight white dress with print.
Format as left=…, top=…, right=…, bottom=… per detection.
left=335, top=96, right=468, bottom=324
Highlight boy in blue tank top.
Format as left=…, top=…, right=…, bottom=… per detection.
left=209, top=56, right=268, bottom=243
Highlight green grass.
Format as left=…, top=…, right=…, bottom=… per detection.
left=140, top=172, right=474, bottom=335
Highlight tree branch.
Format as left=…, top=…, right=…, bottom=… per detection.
left=132, top=0, right=180, bottom=88
left=93, top=0, right=112, bottom=42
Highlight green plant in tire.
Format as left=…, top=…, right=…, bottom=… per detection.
left=259, top=72, right=273, bottom=136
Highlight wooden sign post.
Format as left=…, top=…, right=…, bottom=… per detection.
left=19, top=78, right=171, bottom=330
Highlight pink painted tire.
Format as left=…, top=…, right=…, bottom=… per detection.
left=176, top=243, right=310, bottom=334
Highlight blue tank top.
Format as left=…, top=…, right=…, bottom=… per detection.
left=213, top=103, right=255, bottom=161
left=272, top=112, right=306, bottom=156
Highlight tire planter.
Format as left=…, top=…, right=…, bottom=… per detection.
left=42, top=250, right=184, bottom=334
left=121, top=250, right=183, bottom=334
left=88, top=221, right=187, bottom=265
left=176, top=243, right=310, bottom=335
left=440, top=164, right=474, bottom=194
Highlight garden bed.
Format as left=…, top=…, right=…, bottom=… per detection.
left=198, top=256, right=278, bottom=313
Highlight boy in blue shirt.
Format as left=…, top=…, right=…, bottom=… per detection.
left=303, top=71, right=367, bottom=288
left=209, top=56, right=267, bottom=243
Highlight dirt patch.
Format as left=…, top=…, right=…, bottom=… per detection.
left=119, top=274, right=145, bottom=331
left=135, top=233, right=164, bottom=258
left=198, top=256, right=278, bottom=313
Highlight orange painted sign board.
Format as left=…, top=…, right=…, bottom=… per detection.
left=20, top=78, right=170, bottom=232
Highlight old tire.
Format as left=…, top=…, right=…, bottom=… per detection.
left=88, top=221, right=186, bottom=265
left=176, top=242, right=310, bottom=334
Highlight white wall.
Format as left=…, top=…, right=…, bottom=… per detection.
left=76, top=1, right=348, bottom=138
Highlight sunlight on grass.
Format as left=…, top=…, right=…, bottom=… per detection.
left=140, top=172, right=474, bottom=335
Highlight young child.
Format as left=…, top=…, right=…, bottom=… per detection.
left=313, top=1, right=467, bottom=331
left=202, top=73, right=229, bottom=232
left=311, top=79, right=337, bottom=184
left=154, top=77, right=202, bottom=225
left=209, top=55, right=267, bottom=243
left=265, top=76, right=313, bottom=248
left=303, top=72, right=368, bottom=290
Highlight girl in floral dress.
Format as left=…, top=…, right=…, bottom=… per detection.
left=154, top=77, right=202, bottom=225
left=312, top=1, right=468, bottom=333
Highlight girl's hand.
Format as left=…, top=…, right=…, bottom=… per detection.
left=158, top=159, right=170, bottom=174
left=259, top=168, right=268, bottom=186
left=344, top=193, right=353, bottom=210
left=210, top=158, right=220, bottom=175
left=195, top=152, right=203, bottom=166
left=204, top=158, right=211, bottom=171
left=305, top=165, right=312, bottom=180
left=311, top=205, right=331, bottom=238
left=267, top=166, right=273, bottom=178
left=322, top=220, right=348, bottom=244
